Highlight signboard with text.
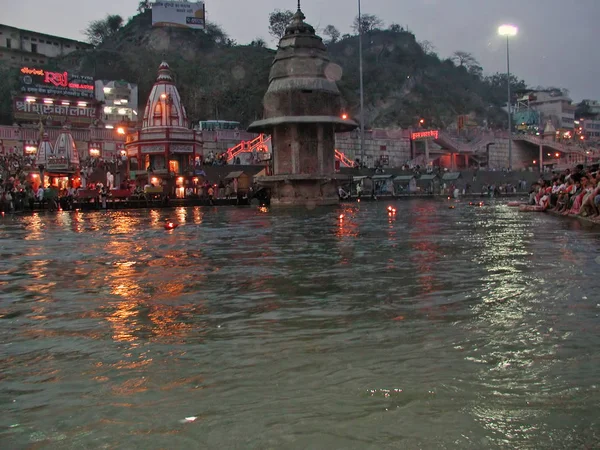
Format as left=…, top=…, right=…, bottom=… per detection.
left=13, top=98, right=99, bottom=125
left=19, top=67, right=95, bottom=99
left=152, top=1, right=206, bottom=29
left=411, top=130, right=439, bottom=141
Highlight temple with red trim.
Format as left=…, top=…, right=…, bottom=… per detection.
left=124, top=62, right=203, bottom=197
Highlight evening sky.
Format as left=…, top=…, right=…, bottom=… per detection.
left=2, top=0, right=598, bottom=101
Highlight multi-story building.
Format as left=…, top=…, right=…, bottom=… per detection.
left=525, top=89, right=576, bottom=131
left=95, top=80, right=139, bottom=129
left=0, top=23, right=91, bottom=67
left=579, top=119, right=600, bottom=141
left=579, top=99, right=600, bottom=116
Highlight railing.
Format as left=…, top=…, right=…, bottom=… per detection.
left=335, top=149, right=354, bottom=167
left=513, top=134, right=588, bottom=156
left=435, top=131, right=473, bottom=153
left=226, top=134, right=271, bottom=161
left=0, top=125, right=125, bottom=143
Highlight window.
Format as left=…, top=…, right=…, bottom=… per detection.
left=24, top=36, right=29, bottom=40
left=31, top=43, right=37, bottom=53
left=65, top=44, right=70, bottom=48
left=6, top=38, right=11, bottom=49
left=24, top=57, right=29, bottom=61
left=31, top=37, right=37, bottom=42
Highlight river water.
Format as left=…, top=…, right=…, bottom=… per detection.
left=1, top=201, right=599, bottom=449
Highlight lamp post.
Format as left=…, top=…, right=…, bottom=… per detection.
left=498, top=24, right=517, bottom=171
left=358, top=0, right=365, bottom=167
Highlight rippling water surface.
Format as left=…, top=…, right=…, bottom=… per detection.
left=1, top=201, right=600, bottom=449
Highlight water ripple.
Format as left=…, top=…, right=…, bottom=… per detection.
left=1, top=202, right=599, bottom=449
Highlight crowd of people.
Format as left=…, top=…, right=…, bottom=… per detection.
left=529, top=164, right=600, bottom=221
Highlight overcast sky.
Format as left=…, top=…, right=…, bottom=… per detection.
left=3, top=0, right=598, bottom=101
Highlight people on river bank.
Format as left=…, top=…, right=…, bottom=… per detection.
left=527, top=164, right=600, bottom=222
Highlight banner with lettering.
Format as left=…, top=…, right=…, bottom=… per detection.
left=152, top=1, right=206, bottom=29
left=19, top=67, right=95, bottom=99
left=13, top=98, right=99, bottom=125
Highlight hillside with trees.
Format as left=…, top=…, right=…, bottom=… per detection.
left=0, top=7, right=531, bottom=130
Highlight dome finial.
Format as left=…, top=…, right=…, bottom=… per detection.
left=297, top=0, right=301, bottom=11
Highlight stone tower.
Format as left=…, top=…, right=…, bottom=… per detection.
left=248, top=2, right=357, bottom=206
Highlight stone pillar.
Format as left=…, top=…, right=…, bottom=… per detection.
left=424, top=139, right=429, bottom=163
left=539, top=144, right=543, bottom=172
left=291, top=124, right=299, bottom=174
left=317, top=124, right=324, bottom=174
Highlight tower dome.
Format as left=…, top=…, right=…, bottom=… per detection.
left=142, top=62, right=189, bottom=129
left=248, top=2, right=357, bottom=133
left=35, top=132, right=53, bottom=167
left=54, top=126, right=80, bottom=170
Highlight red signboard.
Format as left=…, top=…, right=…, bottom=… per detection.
left=13, top=97, right=99, bottom=125
left=19, top=67, right=95, bottom=99
left=411, top=130, right=439, bottom=140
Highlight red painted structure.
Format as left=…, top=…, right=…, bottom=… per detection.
left=125, top=62, right=203, bottom=194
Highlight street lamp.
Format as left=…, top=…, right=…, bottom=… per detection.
left=358, top=0, right=365, bottom=167
left=498, top=24, right=518, bottom=171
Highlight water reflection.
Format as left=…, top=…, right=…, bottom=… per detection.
left=1, top=202, right=599, bottom=449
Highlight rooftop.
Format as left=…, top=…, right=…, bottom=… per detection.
left=0, top=23, right=91, bottom=47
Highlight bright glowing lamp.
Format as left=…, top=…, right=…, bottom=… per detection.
left=498, top=24, right=518, bottom=37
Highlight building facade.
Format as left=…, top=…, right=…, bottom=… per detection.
left=527, top=90, right=576, bottom=131
left=95, top=80, right=139, bottom=128
left=0, top=23, right=91, bottom=67
left=580, top=119, right=600, bottom=142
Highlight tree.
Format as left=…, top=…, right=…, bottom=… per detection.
left=205, top=22, right=229, bottom=46
left=322, top=25, right=340, bottom=44
left=388, top=23, right=403, bottom=33
left=137, top=1, right=150, bottom=13
left=85, top=14, right=124, bottom=47
left=268, top=9, right=294, bottom=41
left=352, top=14, right=384, bottom=34
left=419, top=40, right=436, bottom=56
left=451, top=51, right=479, bottom=69
left=250, top=38, right=267, bottom=48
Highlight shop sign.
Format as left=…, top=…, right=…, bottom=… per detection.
left=171, top=144, right=193, bottom=153
left=13, top=98, right=98, bottom=124
left=411, top=130, right=439, bottom=140
left=141, top=144, right=166, bottom=154
left=19, top=67, right=95, bottom=99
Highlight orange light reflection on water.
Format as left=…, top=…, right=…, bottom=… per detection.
left=408, top=202, right=441, bottom=296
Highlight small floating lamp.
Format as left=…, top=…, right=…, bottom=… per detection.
left=164, top=220, right=178, bottom=230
